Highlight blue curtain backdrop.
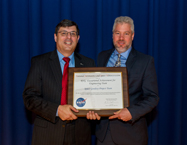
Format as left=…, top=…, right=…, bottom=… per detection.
left=1, top=0, right=187, bottom=145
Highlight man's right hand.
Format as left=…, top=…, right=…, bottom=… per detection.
left=58, top=105, right=79, bottom=121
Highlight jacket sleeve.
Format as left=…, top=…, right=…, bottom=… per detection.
left=23, top=57, right=59, bottom=123
left=127, top=57, right=159, bottom=123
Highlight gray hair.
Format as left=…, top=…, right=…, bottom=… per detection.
left=112, top=16, right=134, bottom=33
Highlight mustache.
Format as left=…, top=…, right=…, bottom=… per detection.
left=117, top=40, right=125, bottom=43
left=64, top=38, right=73, bottom=42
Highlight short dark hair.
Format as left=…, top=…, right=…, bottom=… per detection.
left=55, top=19, right=79, bottom=35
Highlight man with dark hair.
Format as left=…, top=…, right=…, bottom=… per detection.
left=54, top=19, right=80, bottom=36
left=23, top=19, right=95, bottom=145
left=87, top=16, right=159, bottom=145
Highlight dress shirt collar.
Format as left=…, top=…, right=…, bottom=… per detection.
left=56, top=49, right=74, bottom=66
left=113, top=47, right=132, bottom=59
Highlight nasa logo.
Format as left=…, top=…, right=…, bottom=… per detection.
left=76, top=98, right=86, bottom=107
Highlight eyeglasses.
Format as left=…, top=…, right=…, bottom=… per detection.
left=58, top=31, right=78, bottom=37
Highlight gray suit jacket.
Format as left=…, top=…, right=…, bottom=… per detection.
left=95, top=48, right=159, bottom=145
left=23, top=50, right=95, bottom=145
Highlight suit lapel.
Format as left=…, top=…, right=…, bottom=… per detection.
left=105, top=49, right=114, bottom=66
left=49, top=50, right=62, bottom=90
left=48, top=52, right=84, bottom=90
left=101, top=49, right=115, bottom=67
left=74, top=53, right=84, bottom=67
left=126, top=48, right=137, bottom=73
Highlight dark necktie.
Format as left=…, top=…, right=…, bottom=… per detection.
left=114, top=54, right=121, bottom=67
left=61, top=57, right=70, bottom=105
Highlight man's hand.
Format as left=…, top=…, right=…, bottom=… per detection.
left=86, top=111, right=101, bottom=120
left=109, top=108, right=132, bottom=121
left=58, top=105, right=79, bottom=121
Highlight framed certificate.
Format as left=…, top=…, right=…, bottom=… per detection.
left=67, top=67, right=129, bottom=117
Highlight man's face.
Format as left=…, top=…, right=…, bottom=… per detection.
left=113, top=23, right=134, bottom=53
left=54, top=26, right=80, bottom=56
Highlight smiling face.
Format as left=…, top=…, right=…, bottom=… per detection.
left=54, top=26, right=80, bottom=57
left=113, top=23, right=134, bottom=53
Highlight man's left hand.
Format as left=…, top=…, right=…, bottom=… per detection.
left=109, top=108, right=132, bottom=122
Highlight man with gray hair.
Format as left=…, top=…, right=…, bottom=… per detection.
left=88, top=16, right=159, bottom=145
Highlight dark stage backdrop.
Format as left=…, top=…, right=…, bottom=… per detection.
left=1, top=0, right=187, bottom=145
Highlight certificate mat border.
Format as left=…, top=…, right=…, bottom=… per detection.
left=73, top=72, right=124, bottom=110
left=67, top=67, right=129, bottom=117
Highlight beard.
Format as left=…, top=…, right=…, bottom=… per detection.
left=114, top=42, right=131, bottom=53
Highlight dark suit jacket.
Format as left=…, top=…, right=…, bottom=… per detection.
left=95, top=48, right=159, bottom=145
left=23, top=50, right=95, bottom=145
